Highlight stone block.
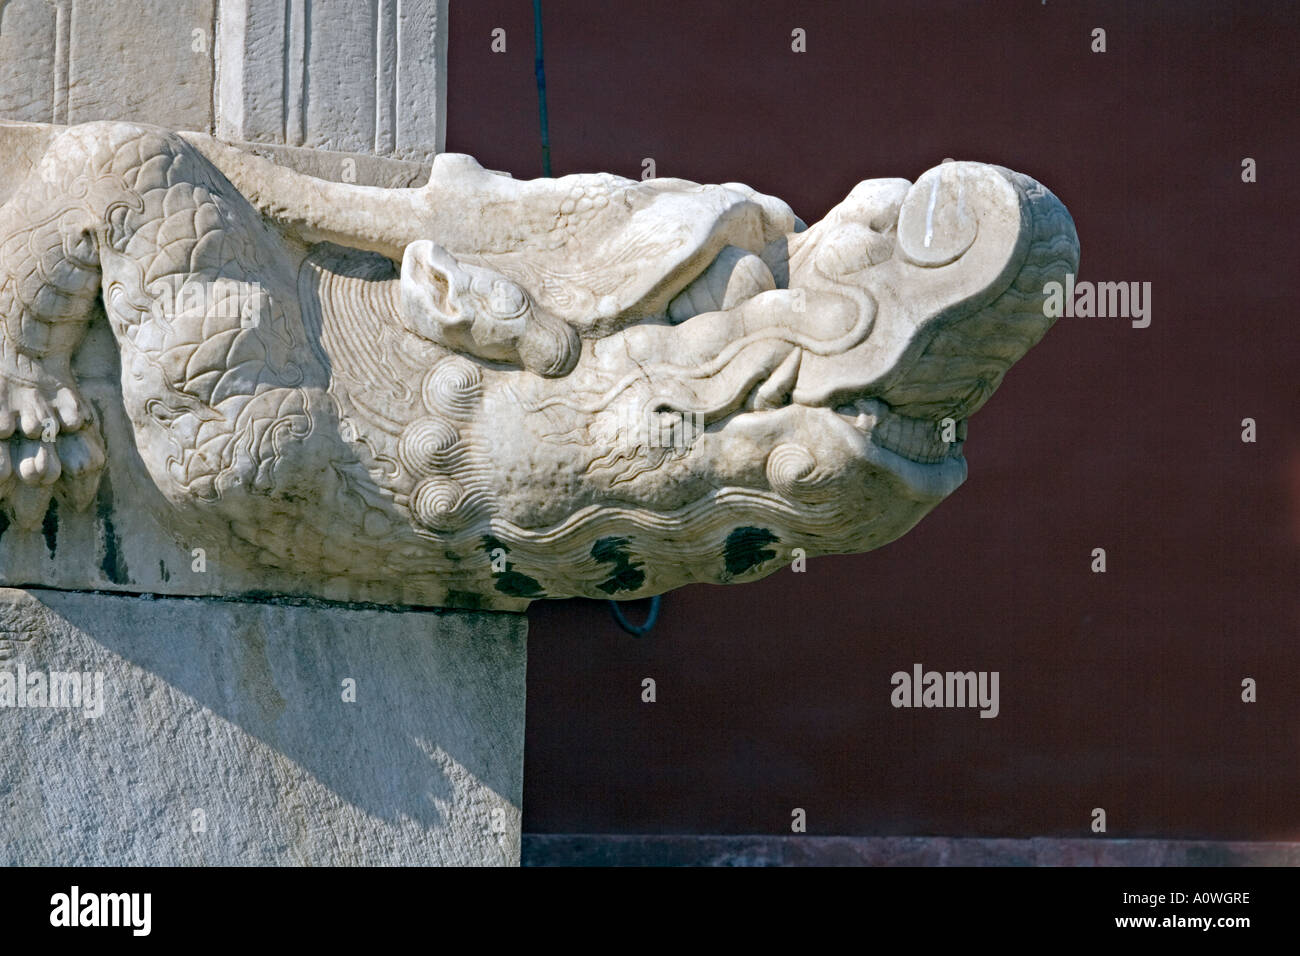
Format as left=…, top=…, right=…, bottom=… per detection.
left=216, top=0, right=448, bottom=161
left=0, top=0, right=215, bottom=129
left=0, top=586, right=525, bottom=865
left=0, top=0, right=448, bottom=162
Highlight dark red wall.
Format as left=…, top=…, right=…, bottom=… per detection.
left=447, top=0, right=1300, bottom=839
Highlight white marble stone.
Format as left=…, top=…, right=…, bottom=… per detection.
left=0, top=120, right=1079, bottom=609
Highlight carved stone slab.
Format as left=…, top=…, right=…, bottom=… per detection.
left=0, top=0, right=448, bottom=162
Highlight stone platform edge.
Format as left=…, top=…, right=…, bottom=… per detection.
left=521, top=835, right=1300, bottom=867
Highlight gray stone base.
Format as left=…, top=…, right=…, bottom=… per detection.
left=0, top=588, right=525, bottom=865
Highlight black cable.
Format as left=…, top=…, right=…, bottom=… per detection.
left=608, top=596, right=661, bottom=637
left=532, top=0, right=552, bottom=177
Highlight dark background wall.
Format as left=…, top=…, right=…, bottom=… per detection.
left=446, top=0, right=1300, bottom=839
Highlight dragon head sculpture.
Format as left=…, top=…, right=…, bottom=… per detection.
left=0, top=122, right=1077, bottom=609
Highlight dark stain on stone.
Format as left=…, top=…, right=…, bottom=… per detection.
left=591, top=536, right=645, bottom=594
left=41, top=498, right=58, bottom=558
left=234, top=622, right=287, bottom=728
left=96, top=473, right=129, bottom=585
left=494, top=570, right=544, bottom=598
left=159, top=559, right=171, bottom=583
left=724, top=526, right=779, bottom=577
left=481, top=534, right=544, bottom=598
left=444, top=589, right=485, bottom=611
left=0, top=510, right=8, bottom=545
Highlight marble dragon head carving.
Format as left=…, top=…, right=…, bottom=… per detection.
left=0, top=121, right=1077, bottom=608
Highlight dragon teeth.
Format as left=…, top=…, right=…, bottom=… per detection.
left=869, top=409, right=964, bottom=464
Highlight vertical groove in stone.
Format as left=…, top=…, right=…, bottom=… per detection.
left=374, top=0, right=398, bottom=155
left=284, top=0, right=308, bottom=146
left=51, top=1, right=69, bottom=123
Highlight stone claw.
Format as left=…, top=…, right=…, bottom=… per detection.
left=8, top=483, right=52, bottom=531
left=1, top=373, right=91, bottom=440
left=0, top=371, right=104, bottom=526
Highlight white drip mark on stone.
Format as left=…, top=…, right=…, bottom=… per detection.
left=923, top=172, right=941, bottom=248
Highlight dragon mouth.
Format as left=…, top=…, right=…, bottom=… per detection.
left=731, top=349, right=966, bottom=466
left=836, top=398, right=965, bottom=464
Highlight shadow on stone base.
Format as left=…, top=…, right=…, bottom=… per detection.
left=0, top=587, right=524, bottom=865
